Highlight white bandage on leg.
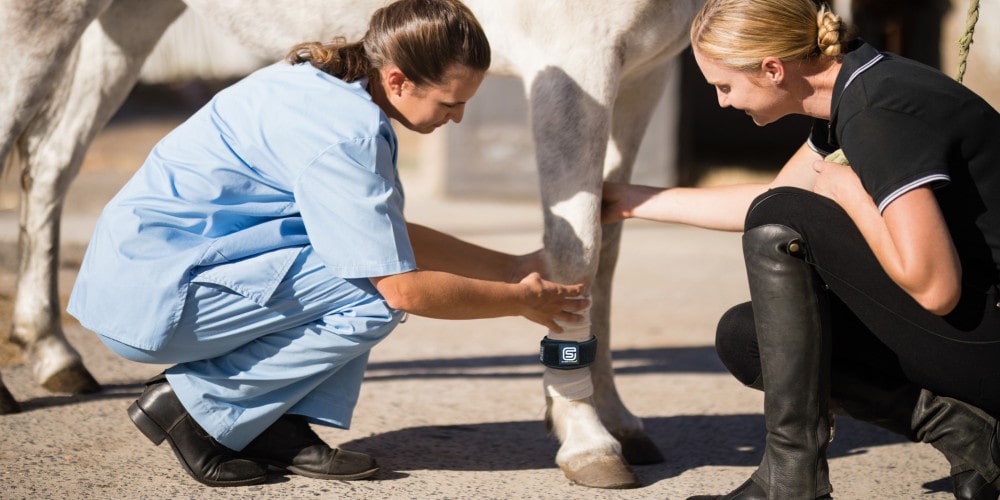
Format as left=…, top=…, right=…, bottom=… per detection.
left=543, top=296, right=593, bottom=400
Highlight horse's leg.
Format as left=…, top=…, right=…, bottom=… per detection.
left=11, top=0, right=185, bottom=396
left=526, top=64, right=639, bottom=488
left=592, top=59, right=680, bottom=465
left=0, top=0, right=112, bottom=414
left=0, top=0, right=111, bottom=161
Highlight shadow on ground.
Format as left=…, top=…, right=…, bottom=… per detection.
left=5, top=344, right=953, bottom=495
left=11, top=383, right=143, bottom=412
left=362, top=345, right=728, bottom=382
left=340, top=414, right=942, bottom=491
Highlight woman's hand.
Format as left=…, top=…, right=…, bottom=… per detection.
left=811, top=159, right=868, bottom=207
left=601, top=181, right=633, bottom=224
left=517, top=272, right=589, bottom=332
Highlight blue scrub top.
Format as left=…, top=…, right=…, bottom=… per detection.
left=68, top=62, right=416, bottom=350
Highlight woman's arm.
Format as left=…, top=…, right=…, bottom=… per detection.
left=370, top=270, right=588, bottom=332
left=602, top=182, right=767, bottom=231
left=812, top=160, right=961, bottom=314
left=602, top=142, right=822, bottom=231
left=373, top=222, right=584, bottom=331
left=406, top=222, right=544, bottom=282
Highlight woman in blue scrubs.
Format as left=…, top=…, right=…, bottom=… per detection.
left=68, top=0, right=588, bottom=487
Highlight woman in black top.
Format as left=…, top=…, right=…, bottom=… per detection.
left=602, top=0, right=1000, bottom=498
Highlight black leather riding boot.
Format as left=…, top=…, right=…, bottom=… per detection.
left=689, top=224, right=833, bottom=500
left=127, top=373, right=267, bottom=487
left=830, top=371, right=1000, bottom=500
left=912, top=390, right=1000, bottom=494
left=829, top=364, right=921, bottom=440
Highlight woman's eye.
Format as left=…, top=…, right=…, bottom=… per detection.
left=718, top=85, right=731, bottom=94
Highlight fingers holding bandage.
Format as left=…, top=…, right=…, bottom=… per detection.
left=517, top=272, right=590, bottom=332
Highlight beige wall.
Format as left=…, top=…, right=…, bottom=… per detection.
left=942, top=0, right=999, bottom=108
left=430, top=69, right=681, bottom=200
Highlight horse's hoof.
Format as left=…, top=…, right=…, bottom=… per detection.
left=40, top=363, right=100, bottom=394
left=0, top=384, right=21, bottom=414
left=617, top=433, right=665, bottom=465
left=560, top=454, right=640, bottom=489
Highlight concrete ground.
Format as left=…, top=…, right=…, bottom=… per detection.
left=0, top=117, right=959, bottom=499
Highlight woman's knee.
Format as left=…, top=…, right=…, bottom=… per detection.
left=744, top=186, right=844, bottom=234
left=715, top=302, right=762, bottom=388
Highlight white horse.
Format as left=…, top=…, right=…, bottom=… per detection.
left=0, top=0, right=704, bottom=488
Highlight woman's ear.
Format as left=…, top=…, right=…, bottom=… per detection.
left=383, top=66, right=408, bottom=97
left=760, top=56, right=784, bottom=85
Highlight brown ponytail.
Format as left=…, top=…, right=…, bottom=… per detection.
left=285, top=0, right=490, bottom=86
left=286, top=38, right=372, bottom=82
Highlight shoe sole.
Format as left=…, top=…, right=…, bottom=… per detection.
left=255, top=458, right=380, bottom=481
left=284, top=464, right=380, bottom=481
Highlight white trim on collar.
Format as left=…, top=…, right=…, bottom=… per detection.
left=843, top=53, right=884, bottom=90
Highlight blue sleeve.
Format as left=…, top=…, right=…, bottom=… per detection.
left=295, top=135, right=415, bottom=278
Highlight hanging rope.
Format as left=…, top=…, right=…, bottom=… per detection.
left=825, top=0, right=981, bottom=165
left=955, top=0, right=980, bottom=84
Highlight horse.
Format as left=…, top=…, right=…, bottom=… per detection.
left=0, top=0, right=704, bottom=488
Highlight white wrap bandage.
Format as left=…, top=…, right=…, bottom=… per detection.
left=543, top=296, right=593, bottom=400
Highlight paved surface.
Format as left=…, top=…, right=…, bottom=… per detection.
left=0, top=119, right=958, bottom=499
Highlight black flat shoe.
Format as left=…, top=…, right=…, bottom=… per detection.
left=241, top=414, right=379, bottom=480
left=687, top=478, right=834, bottom=500
left=127, top=374, right=267, bottom=487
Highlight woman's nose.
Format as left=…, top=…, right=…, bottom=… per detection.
left=450, top=105, right=466, bottom=124
left=716, top=90, right=729, bottom=108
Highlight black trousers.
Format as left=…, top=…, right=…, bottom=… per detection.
left=716, top=187, right=1000, bottom=417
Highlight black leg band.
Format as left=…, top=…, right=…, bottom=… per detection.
left=539, top=336, right=597, bottom=369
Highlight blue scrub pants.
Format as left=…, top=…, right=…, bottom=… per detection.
left=100, top=246, right=403, bottom=450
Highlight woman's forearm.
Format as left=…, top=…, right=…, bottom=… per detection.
left=607, top=182, right=768, bottom=231
left=371, top=269, right=587, bottom=331
left=376, top=269, right=523, bottom=319
left=406, top=222, right=517, bottom=281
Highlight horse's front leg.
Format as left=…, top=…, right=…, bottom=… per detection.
left=528, top=67, right=638, bottom=489
left=591, top=59, right=681, bottom=465
left=11, top=0, right=186, bottom=396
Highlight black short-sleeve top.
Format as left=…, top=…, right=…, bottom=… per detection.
left=808, top=40, right=1000, bottom=288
